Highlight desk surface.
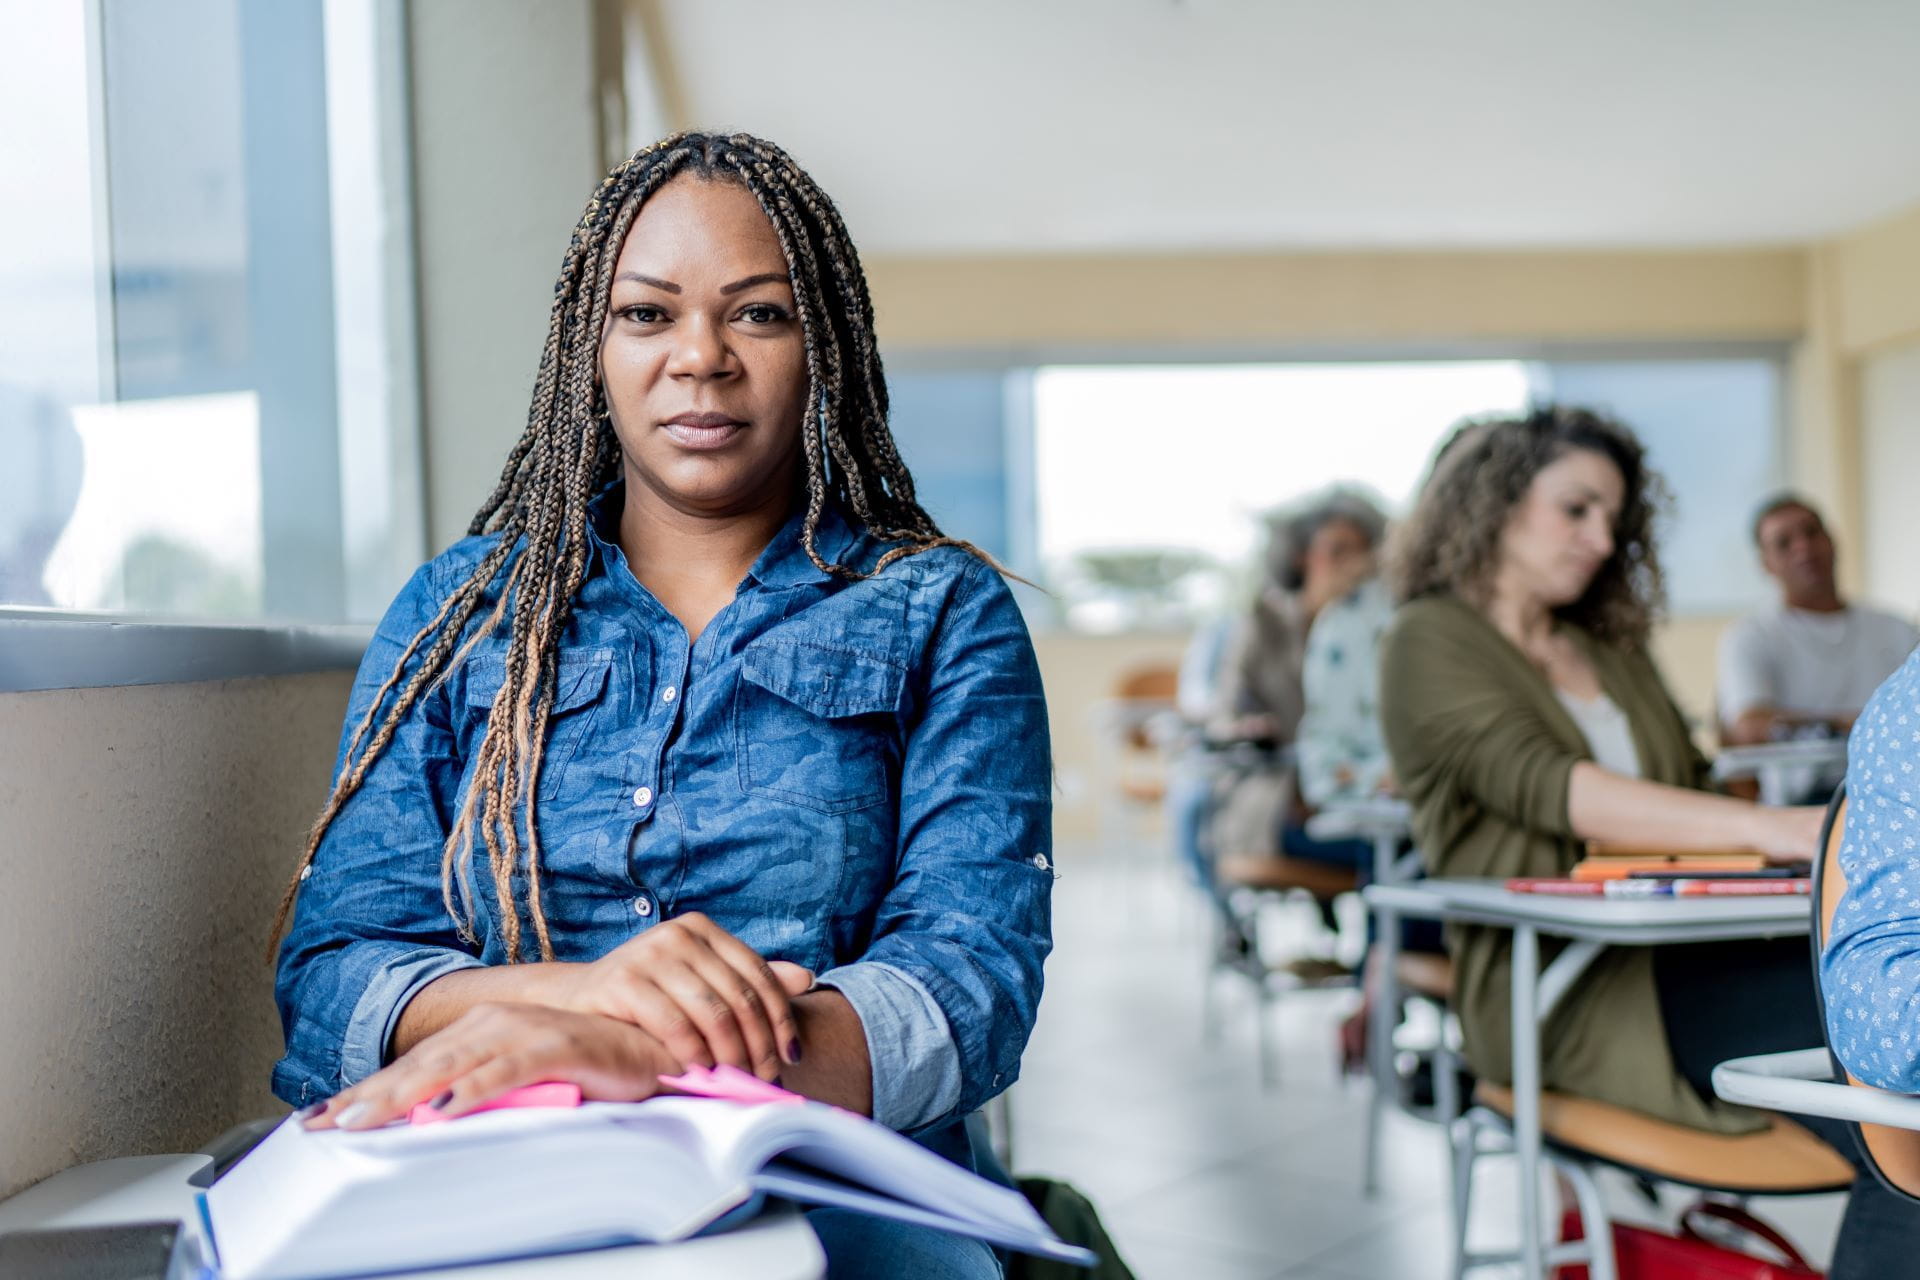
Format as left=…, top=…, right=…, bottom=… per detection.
left=1713, top=739, right=1849, bottom=774
left=1365, top=876, right=1811, bottom=943
left=0, top=1154, right=825, bottom=1279
left=1304, top=797, right=1412, bottom=842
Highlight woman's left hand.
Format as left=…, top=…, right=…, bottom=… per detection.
left=304, top=1003, right=681, bottom=1131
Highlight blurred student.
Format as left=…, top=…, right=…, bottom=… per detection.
left=1718, top=493, right=1917, bottom=747
left=1380, top=407, right=1910, bottom=1278
left=1296, top=572, right=1395, bottom=809
left=1206, top=489, right=1386, bottom=863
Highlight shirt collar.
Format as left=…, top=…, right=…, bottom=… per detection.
left=586, top=483, right=870, bottom=590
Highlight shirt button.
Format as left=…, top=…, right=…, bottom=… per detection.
left=633, top=896, right=654, bottom=918
left=661, top=686, right=677, bottom=704
left=1031, top=853, right=1051, bottom=871
left=299, top=864, right=313, bottom=881
left=632, top=786, right=653, bottom=808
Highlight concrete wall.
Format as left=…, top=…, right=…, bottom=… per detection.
left=1796, top=200, right=1920, bottom=601
left=0, top=671, right=352, bottom=1199
left=1860, top=342, right=1920, bottom=616
left=409, top=0, right=603, bottom=553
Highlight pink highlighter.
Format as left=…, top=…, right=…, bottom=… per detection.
left=657, top=1063, right=805, bottom=1105
left=407, top=1082, right=583, bottom=1126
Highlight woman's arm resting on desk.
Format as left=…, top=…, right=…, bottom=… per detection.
left=312, top=985, right=874, bottom=1131
left=391, top=916, right=815, bottom=1080
left=1566, top=762, right=1823, bottom=857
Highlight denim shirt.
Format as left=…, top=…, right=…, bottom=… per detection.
left=274, top=490, right=1053, bottom=1145
left=1824, top=645, right=1920, bottom=1091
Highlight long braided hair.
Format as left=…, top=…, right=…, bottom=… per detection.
left=271, top=132, right=987, bottom=963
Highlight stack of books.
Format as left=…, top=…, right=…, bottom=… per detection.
left=1506, top=844, right=1812, bottom=897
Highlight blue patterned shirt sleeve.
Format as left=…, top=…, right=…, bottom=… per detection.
left=838, top=557, right=1054, bottom=1128
left=1823, top=647, right=1920, bottom=1092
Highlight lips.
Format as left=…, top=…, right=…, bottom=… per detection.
left=660, top=412, right=747, bottom=451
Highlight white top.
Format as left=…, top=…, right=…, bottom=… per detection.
left=1297, top=577, right=1395, bottom=807
left=1716, top=602, right=1919, bottom=723
left=1555, top=688, right=1642, bottom=779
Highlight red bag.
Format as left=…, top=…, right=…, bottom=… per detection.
left=1555, top=1202, right=1822, bottom=1280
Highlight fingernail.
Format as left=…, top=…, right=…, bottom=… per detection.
left=786, top=1038, right=803, bottom=1064
left=428, top=1090, right=454, bottom=1111
left=335, top=1102, right=373, bottom=1129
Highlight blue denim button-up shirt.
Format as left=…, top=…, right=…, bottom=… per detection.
left=274, top=490, right=1053, bottom=1145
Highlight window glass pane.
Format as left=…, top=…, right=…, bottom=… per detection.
left=1, top=0, right=415, bottom=625
left=1539, top=358, right=1783, bottom=616
left=0, top=2, right=105, bottom=608
left=1031, top=362, right=1532, bottom=630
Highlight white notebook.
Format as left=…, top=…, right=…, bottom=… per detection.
left=200, top=1098, right=1094, bottom=1279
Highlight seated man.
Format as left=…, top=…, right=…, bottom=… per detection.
left=1717, top=493, right=1917, bottom=751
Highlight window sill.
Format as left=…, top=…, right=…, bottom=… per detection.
left=0, top=610, right=370, bottom=693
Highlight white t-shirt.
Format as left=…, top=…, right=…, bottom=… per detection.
left=1556, top=689, right=1643, bottom=779
left=1716, top=603, right=1920, bottom=724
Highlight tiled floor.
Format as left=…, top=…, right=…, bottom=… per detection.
left=1006, top=849, right=1847, bottom=1279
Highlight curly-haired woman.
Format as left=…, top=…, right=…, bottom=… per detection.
left=1380, top=407, right=1910, bottom=1276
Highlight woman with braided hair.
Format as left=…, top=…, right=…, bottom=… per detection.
left=271, top=132, right=1051, bottom=1277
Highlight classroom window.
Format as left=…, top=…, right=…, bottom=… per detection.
left=1027, top=356, right=1784, bottom=631
left=0, top=0, right=420, bottom=625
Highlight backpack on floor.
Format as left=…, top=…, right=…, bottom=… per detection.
left=1008, top=1177, right=1137, bottom=1280
left=1555, top=1202, right=1822, bottom=1280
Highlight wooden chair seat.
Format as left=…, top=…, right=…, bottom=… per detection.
left=1474, top=1083, right=1853, bottom=1194
left=1214, top=853, right=1358, bottom=901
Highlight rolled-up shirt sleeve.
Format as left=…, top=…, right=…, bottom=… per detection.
left=1823, top=650, right=1920, bottom=1092
left=814, top=960, right=961, bottom=1131
left=847, top=558, right=1054, bottom=1132
left=272, top=556, right=485, bottom=1105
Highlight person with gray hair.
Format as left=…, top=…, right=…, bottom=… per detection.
left=1206, top=487, right=1388, bottom=860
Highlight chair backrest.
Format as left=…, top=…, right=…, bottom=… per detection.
left=1813, top=787, right=1920, bottom=1195
left=1109, top=664, right=1181, bottom=752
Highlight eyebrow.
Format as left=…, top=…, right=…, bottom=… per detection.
left=615, top=272, right=680, bottom=293
left=719, top=272, right=790, bottom=295
left=611, top=271, right=791, bottom=296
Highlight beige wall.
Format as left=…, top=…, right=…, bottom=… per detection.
left=1796, top=200, right=1920, bottom=598
left=1860, top=341, right=1920, bottom=616
left=867, top=248, right=1807, bottom=352
left=410, top=0, right=604, bottom=553
left=0, top=672, right=352, bottom=1199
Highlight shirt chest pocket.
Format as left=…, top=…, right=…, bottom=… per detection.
left=735, top=641, right=905, bottom=815
left=461, top=648, right=614, bottom=798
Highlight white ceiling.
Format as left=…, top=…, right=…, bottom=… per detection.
left=653, top=0, right=1920, bottom=254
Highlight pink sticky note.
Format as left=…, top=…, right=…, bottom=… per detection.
left=408, top=1081, right=583, bottom=1126
left=658, top=1063, right=804, bottom=1105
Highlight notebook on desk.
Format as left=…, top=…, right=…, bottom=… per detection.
left=200, top=1092, right=1094, bottom=1280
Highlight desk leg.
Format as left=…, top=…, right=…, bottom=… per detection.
left=1512, top=923, right=1544, bottom=1279
left=1364, top=903, right=1401, bottom=1195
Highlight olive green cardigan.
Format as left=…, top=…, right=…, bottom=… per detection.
left=1379, top=594, right=1763, bottom=1135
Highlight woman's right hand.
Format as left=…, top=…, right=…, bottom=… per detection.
left=1744, top=803, right=1827, bottom=862
left=552, top=912, right=814, bottom=1081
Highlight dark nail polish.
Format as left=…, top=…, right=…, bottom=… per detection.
left=786, top=1038, right=803, bottom=1064
left=429, top=1090, right=454, bottom=1110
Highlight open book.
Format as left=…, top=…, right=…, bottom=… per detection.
left=200, top=1096, right=1095, bottom=1278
